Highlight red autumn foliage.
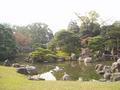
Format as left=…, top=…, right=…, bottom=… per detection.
left=13, top=32, right=31, bottom=46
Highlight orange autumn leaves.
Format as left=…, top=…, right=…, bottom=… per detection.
left=13, top=32, right=31, bottom=46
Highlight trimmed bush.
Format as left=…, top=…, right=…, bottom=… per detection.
left=30, top=48, right=57, bottom=63
left=45, top=54, right=57, bottom=62
left=56, top=51, right=70, bottom=60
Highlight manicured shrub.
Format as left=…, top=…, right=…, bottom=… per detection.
left=30, top=48, right=57, bottom=63
left=45, top=54, right=57, bottom=62
left=56, top=51, right=70, bottom=60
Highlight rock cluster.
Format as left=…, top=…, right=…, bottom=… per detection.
left=95, top=58, right=120, bottom=81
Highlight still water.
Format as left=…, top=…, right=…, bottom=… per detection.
left=32, top=60, right=113, bottom=81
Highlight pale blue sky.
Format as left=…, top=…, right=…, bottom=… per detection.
left=0, top=0, right=120, bottom=32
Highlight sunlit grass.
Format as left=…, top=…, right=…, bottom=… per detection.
left=0, top=66, right=120, bottom=90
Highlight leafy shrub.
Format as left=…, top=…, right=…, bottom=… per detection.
left=56, top=51, right=70, bottom=60
left=30, top=48, right=57, bottom=62
left=45, top=54, right=57, bottom=62
left=56, top=51, right=69, bottom=57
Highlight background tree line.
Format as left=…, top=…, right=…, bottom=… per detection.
left=0, top=10, right=120, bottom=61
left=0, top=23, right=53, bottom=60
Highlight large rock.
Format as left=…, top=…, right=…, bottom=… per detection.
left=117, top=58, right=120, bottom=64
left=70, top=53, right=76, bottom=61
left=95, top=64, right=104, bottom=75
left=52, top=66, right=64, bottom=72
left=111, top=73, right=120, bottom=81
left=103, top=65, right=111, bottom=73
left=102, top=51, right=112, bottom=60
left=97, top=70, right=105, bottom=75
left=17, top=65, right=37, bottom=75
left=26, top=65, right=38, bottom=75
left=111, top=62, right=118, bottom=73
left=103, top=72, right=111, bottom=80
left=111, top=62, right=120, bottom=73
left=39, top=70, right=56, bottom=81
left=17, top=67, right=28, bottom=75
left=62, top=72, right=71, bottom=80
left=95, top=64, right=104, bottom=71
left=84, top=57, right=92, bottom=63
left=78, top=57, right=84, bottom=62
left=118, top=63, right=120, bottom=72
left=12, top=63, right=21, bottom=68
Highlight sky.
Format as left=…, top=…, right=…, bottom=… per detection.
left=0, top=0, right=120, bottom=32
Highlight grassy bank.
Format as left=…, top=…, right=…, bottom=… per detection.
left=0, top=66, right=120, bottom=90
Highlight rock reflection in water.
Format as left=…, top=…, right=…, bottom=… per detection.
left=70, top=61, right=77, bottom=67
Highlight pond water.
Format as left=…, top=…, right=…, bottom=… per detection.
left=31, top=60, right=113, bottom=81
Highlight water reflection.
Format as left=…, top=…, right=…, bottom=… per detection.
left=33, top=61, right=113, bottom=81
left=84, top=62, right=92, bottom=66
left=70, top=61, right=78, bottom=67
left=70, top=61, right=92, bottom=67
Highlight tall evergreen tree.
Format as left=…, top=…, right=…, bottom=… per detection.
left=0, top=24, right=17, bottom=60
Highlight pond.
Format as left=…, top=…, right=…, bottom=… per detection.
left=31, top=60, right=113, bottom=81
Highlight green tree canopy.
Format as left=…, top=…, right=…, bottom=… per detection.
left=48, top=30, right=80, bottom=53
left=27, top=23, right=53, bottom=48
left=88, top=36, right=105, bottom=52
left=101, top=23, right=120, bottom=51
left=0, top=24, right=17, bottom=60
left=12, top=23, right=54, bottom=49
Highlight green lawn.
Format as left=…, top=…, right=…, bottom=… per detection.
left=0, top=66, right=120, bottom=90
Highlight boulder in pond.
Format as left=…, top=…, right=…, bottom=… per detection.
left=52, top=66, right=64, bottom=72
left=111, top=73, right=120, bottom=81
left=111, top=62, right=120, bottom=73
left=62, top=72, right=71, bottom=80
left=95, top=64, right=105, bottom=75
left=70, top=53, right=76, bottom=61
left=78, top=57, right=84, bottom=62
left=103, top=65, right=111, bottom=73
left=117, top=58, right=120, bottom=64
left=84, top=57, right=92, bottom=63
left=95, top=64, right=104, bottom=71
left=103, top=72, right=111, bottom=80
left=102, top=51, right=113, bottom=60
left=97, top=70, right=105, bottom=75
